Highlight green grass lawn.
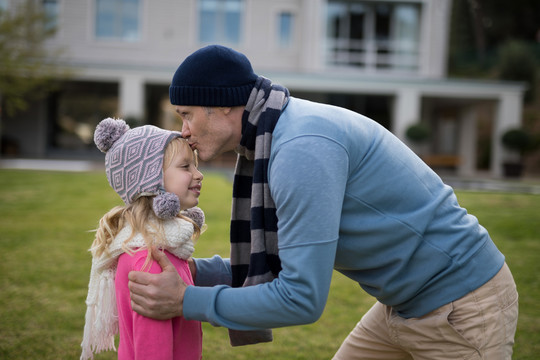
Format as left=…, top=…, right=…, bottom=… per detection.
left=0, top=169, right=538, bottom=359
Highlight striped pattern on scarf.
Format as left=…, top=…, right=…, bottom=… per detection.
left=229, top=76, right=289, bottom=346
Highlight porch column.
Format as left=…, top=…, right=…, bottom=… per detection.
left=300, top=0, right=324, bottom=72
left=457, top=106, right=477, bottom=177
left=119, top=75, right=145, bottom=122
left=492, top=91, right=523, bottom=177
left=392, top=88, right=421, bottom=143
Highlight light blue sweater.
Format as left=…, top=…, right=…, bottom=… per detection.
left=184, top=97, right=504, bottom=329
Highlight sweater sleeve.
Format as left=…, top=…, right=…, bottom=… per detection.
left=193, top=255, right=232, bottom=287
left=183, top=136, right=348, bottom=329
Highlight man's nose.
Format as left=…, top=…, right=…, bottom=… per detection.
left=181, top=123, right=190, bottom=138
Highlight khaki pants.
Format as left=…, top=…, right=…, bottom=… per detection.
left=333, top=263, right=518, bottom=360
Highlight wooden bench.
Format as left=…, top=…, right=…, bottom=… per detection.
left=422, top=154, right=461, bottom=168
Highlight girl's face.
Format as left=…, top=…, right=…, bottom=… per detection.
left=163, top=146, right=203, bottom=210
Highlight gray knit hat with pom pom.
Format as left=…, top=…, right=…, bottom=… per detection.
left=94, top=117, right=184, bottom=219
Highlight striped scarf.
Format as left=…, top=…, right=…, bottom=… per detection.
left=229, top=76, right=289, bottom=346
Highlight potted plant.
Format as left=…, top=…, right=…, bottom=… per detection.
left=501, top=127, right=532, bottom=178
left=406, top=123, right=430, bottom=144
left=405, top=122, right=430, bottom=157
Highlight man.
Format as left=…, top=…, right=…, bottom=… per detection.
left=128, top=45, right=518, bottom=359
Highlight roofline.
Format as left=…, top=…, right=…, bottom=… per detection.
left=60, top=61, right=527, bottom=100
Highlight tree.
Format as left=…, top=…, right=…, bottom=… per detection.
left=497, top=40, right=537, bottom=102
left=0, top=0, right=70, bottom=115
left=449, top=0, right=540, bottom=76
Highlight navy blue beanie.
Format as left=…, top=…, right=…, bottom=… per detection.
left=169, top=45, right=258, bottom=107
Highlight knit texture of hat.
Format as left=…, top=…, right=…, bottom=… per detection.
left=169, top=45, right=258, bottom=107
left=94, top=118, right=182, bottom=219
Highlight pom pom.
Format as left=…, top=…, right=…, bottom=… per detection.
left=94, top=118, right=130, bottom=153
left=153, top=192, right=180, bottom=219
left=182, top=207, right=205, bottom=229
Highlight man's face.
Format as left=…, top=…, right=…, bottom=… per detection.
left=175, top=105, right=242, bottom=162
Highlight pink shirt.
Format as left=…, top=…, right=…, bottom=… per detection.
left=115, top=249, right=202, bottom=360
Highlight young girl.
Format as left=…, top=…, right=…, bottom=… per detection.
left=81, top=117, right=204, bottom=360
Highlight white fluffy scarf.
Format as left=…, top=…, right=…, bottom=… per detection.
left=80, top=217, right=195, bottom=360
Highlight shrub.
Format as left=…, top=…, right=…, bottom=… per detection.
left=405, top=123, right=430, bottom=143
left=501, top=128, right=533, bottom=155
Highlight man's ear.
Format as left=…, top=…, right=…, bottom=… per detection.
left=221, top=107, right=232, bottom=115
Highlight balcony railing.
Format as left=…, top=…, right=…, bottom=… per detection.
left=327, top=38, right=420, bottom=73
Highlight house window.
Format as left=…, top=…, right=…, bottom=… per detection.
left=42, top=0, right=58, bottom=32
left=95, top=0, right=140, bottom=41
left=278, top=12, right=294, bottom=48
left=327, top=1, right=421, bottom=71
left=50, top=81, right=119, bottom=154
left=199, top=0, right=243, bottom=44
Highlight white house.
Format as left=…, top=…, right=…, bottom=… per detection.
left=1, top=0, right=526, bottom=177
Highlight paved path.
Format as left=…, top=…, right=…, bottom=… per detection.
left=0, top=158, right=104, bottom=172
left=441, top=176, right=540, bottom=195
left=2, top=158, right=540, bottom=194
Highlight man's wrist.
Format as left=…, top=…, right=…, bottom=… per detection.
left=188, top=258, right=197, bottom=282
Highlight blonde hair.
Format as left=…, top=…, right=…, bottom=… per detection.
left=163, top=136, right=198, bottom=169
left=91, top=137, right=201, bottom=269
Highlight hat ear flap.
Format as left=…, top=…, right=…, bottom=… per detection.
left=181, top=207, right=205, bottom=229
left=153, top=192, right=181, bottom=219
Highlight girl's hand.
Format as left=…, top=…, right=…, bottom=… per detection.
left=128, top=247, right=187, bottom=319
